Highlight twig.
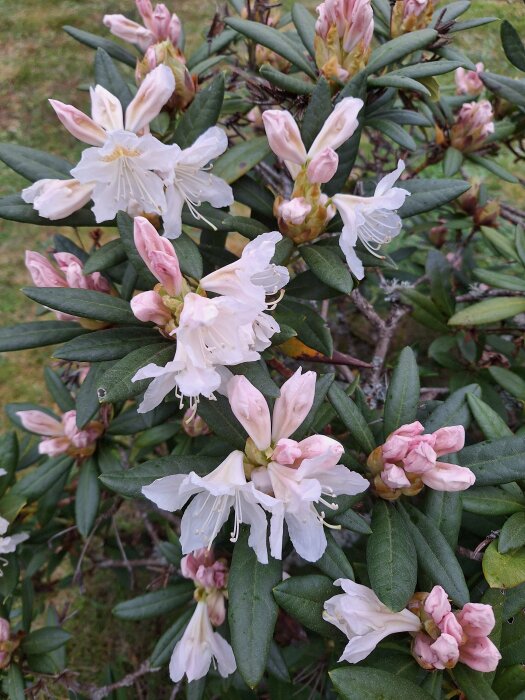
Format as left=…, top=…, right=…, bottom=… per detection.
left=456, top=289, right=525, bottom=303
left=456, top=546, right=483, bottom=562
left=90, top=661, right=159, bottom=700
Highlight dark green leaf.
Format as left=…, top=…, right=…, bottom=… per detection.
left=83, top=238, right=127, bottom=274
left=212, top=136, right=272, bottom=185
left=149, top=608, right=194, bottom=667
left=75, top=459, right=100, bottom=537
left=275, top=298, right=333, bottom=356
left=456, top=436, right=525, bottom=486
left=273, top=574, right=337, bottom=637
left=44, top=367, right=74, bottom=413
left=186, top=29, right=237, bottom=71
left=424, top=383, right=480, bottom=432
left=501, top=20, right=525, bottom=72
left=0, top=321, right=88, bottom=352
left=0, top=193, right=102, bottom=227
left=94, top=48, right=132, bottom=109
left=0, top=144, right=71, bottom=181
left=383, top=347, right=420, bottom=438
left=399, top=179, right=471, bottom=218
left=173, top=74, right=225, bottom=148
left=230, top=361, right=279, bottom=399
left=463, top=486, right=525, bottom=516
left=5, top=664, right=25, bottom=700
left=63, top=25, right=136, bottom=67
left=301, top=245, right=353, bottom=295
left=450, top=665, right=499, bottom=700
left=260, top=65, right=314, bottom=94
left=292, top=3, right=316, bottom=58
left=443, top=146, right=464, bottom=177
left=113, top=583, right=194, bottom=620
left=12, top=457, right=74, bottom=501
left=366, top=29, right=438, bottom=75
left=171, top=233, right=203, bottom=280
left=500, top=513, right=525, bottom=554
left=328, top=382, right=375, bottom=453
left=467, top=393, right=512, bottom=440
left=330, top=667, right=434, bottom=700
left=367, top=76, right=430, bottom=98
left=316, top=531, right=354, bottom=581
left=21, top=627, right=71, bottom=656
left=481, top=72, right=525, bottom=109
left=55, top=327, right=165, bottom=362
left=197, top=394, right=247, bottom=450
left=424, top=490, right=462, bottom=549
left=301, top=78, right=332, bottom=150
left=23, top=287, right=137, bottom=325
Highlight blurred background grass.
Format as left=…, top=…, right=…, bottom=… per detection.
left=0, top=0, right=523, bottom=426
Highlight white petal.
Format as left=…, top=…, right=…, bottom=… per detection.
left=286, top=510, right=327, bottom=562
left=180, top=492, right=233, bottom=553
left=210, top=632, right=237, bottom=678
left=142, top=474, right=195, bottom=511
left=374, top=159, right=405, bottom=197
left=177, top=127, right=229, bottom=168
left=162, top=183, right=185, bottom=239
left=137, top=373, right=178, bottom=413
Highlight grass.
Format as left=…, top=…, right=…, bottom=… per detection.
left=0, top=0, right=524, bottom=429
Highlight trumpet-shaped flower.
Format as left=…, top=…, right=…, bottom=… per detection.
left=22, top=179, right=94, bottom=220
left=169, top=602, right=236, bottom=683
left=104, top=1, right=181, bottom=52
left=142, top=450, right=282, bottom=563
left=323, top=579, right=422, bottom=663
left=23, top=66, right=176, bottom=225
left=332, top=160, right=410, bottom=279
left=17, top=409, right=103, bottom=459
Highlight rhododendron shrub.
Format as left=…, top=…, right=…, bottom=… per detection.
left=0, top=0, right=524, bottom=697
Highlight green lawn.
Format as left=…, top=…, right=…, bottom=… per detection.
left=0, top=0, right=523, bottom=425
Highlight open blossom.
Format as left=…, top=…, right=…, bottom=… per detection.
left=169, top=602, right=236, bottom=683
left=391, top=0, right=434, bottom=37
left=104, top=1, right=181, bottom=52
left=451, top=100, right=495, bottom=153
left=367, top=421, right=475, bottom=500
left=23, top=66, right=176, bottom=225
left=455, top=63, right=484, bottom=95
left=314, top=0, right=374, bottom=81
left=17, top=409, right=103, bottom=459
left=410, top=586, right=501, bottom=673
left=323, top=579, right=422, bottom=663
left=0, top=516, right=29, bottom=556
left=142, top=451, right=282, bottom=564
left=130, top=219, right=288, bottom=412
left=228, top=371, right=369, bottom=562
left=332, top=160, right=410, bottom=279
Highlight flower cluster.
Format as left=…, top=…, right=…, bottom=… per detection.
left=16, top=409, right=103, bottom=459
left=450, top=100, right=495, bottom=153
left=130, top=217, right=289, bottom=412
left=367, top=421, right=475, bottom=499
left=103, top=1, right=182, bottom=52
left=391, top=0, right=434, bottom=37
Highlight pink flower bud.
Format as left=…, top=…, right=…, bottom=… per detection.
left=207, top=589, right=226, bottom=626
left=125, top=64, right=176, bottom=133
left=103, top=14, right=155, bottom=52
left=307, top=147, right=339, bottom=184
left=39, top=437, right=71, bottom=456
left=25, top=251, right=66, bottom=288
left=272, top=438, right=302, bottom=465
left=227, top=376, right=271, bottom=450
left=131, top=290, right=171, bottom=325
left=0, top=619, right=10, bottom=643
left=440, top=612, right=464, bottom=644
left=432, top=426, right=465, bottom=456
left=16, top=410, right=62, bottom=437
left=403, top=441, right=437, bottom=474
left=133, top=216, right=183, bottom=295
left=459, top=635, right=501, bottom=673
left=455, top=63, right=484, bottom=95
left=182, top=409, right=210, bottom=437
left=262, top=110, right=307, bottom=166
left=151, top=4, right=171, bottom=40
left=451, top=100, right=494, bottom=153
left=49, top=100, right=106, bottom=146
left=456, top=603, right=495, bottom=638
left=403, top=0, right=430, bottom=18
left=136, top=0, right=154, bottom=25
left=309, top=96, right=364, bottom=156
left=22, top=179, right=94, bottom=221
left=181, top=549, right=214, bottom=581
left=278, top=197, right=311, bottom=225
left=381, top=463, right=411, bottom=489
left=298, top=435, right=344, bottom=460
left=271, top=368, right=316, bottom=442
left=168, top=13, right=182, bottom=45
left=424, top=585, right=451, bottom=625
left=420, top=462, right=475, bottom=492
left=429, top=632, right=460, bottom=669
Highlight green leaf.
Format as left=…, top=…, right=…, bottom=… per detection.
left=171, top=233, right=203, bottom=280
left=0, top=144, right=71, bottom=182
left=100, top=455, right=217, bottom=498
left=383, top=347, right=420, bottom=438
left=94, top=48, right=132, bottom=109
left=275, top=299, right=333, bottom=356
left=186, top=29, right=237, bottom=71
left=392, top=60, right=462, bottom=79
left=0, top=321, right=88, bottom=352
left=259, top=65, right=314, bottom=94
left=228, top=528, right=281, bottom=688
left=424, top=490, right=462, bottom=549
left=493, top=665, right=525, bottom=700
left=272, top=574, right=337, bottom=637
left=328, top=381, right=375, bottom=453
left=400, top=289, right=449, bottom=332
left=367, top=76, right=430, bottom=98
left=291, top=3, right=316, bottom=58
left=481, top=71, right=525, bottom=109
left=5, top=664, right=25, bottom=700
left=329, top=667, right=434, bottom=700
left=44, top=367, right=74, bottom=413
left=224, top=18, right=316, bottom=78
left=212, top=136, right=271, bottom=185
left=483, top=540, right=525, bottom=589
left=230, top=361, right=279, bottom=399
left=231, top=176, right=275, bottom=220
left=366, top=117, right=417, bottom=149
left=424, top=383, right=480, bottom=432
left=55, top=327, right=165, bottom=362
left=366, top=29, right=438, bottom=75
left=267, top=641, right=291, bottom=683
left=113, top=582, right=194, bottom=620
left=332, top=506, right=372, bottom=534
left=501, top=20, right=525, bottom=72
left=450, top=665, right=499, bottom=700
left=75, top=459, right=100, bottom=538
left=63, top=25, right=136, bottom=67
left=399, top=179, right=470, bottom=218
left=467, top=154, right=519, bottom=184
left=76, top=359, right=103, bottom=426
left=398, top=502, right=469, bottom=606
left=301, top=245, right=353, bottom=295
left=220, top=215, right=268, bottom=241
left=173, top=74, right=225, bottom=148
left=473, top=269, right=525, bottom=293
left=83, top=238, right=127, bottom=273
left=467, top=393, right=512, bottom=440
left=12, top=457, right=74, bottom=501
left=198, top=394, right=247, bottom=449
left=21, top=627, right=71, bottom=656
left=488, top=367, right=525, bottom=401
left=456, top=436, right=525, bottom=486
left=367, top=502, right=417, bottom=611
left=481, top=227, right=518, bottom=261
left=463, top=486, right=525, bottom=516
left=97, top=342, right=174, bottom=404
left=301, top=78, right=332, bottom=150
left=316, top=531, right=354, bottom=581
left=149, top=608, right=194, bottom=667
left=500, top=513, right=525, bottom=554
left=23, top=287, right=137, bottom=325
left=443, top=147, right=464, bottom=177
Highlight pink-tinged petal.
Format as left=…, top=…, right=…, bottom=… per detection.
left=207, top=590, right=226, bottom=626
left=424, top=586, right=451, bottom=625
left=309, top=97, right=363, bottom=157
left=298, top=435, right=344, bottom=460
left=272, top=438, right=302, bottom=465
left=412, top=631, right=439, bottom=669
left=16, top=410, right=63, bottom=437
left=39, top=437, right=70, bottom=456
left=49, top=99, right=106, bottom=146
left=227, top=376, right=271, bottom=450
left=381, top=463, right=410, bottom=489
left=456, top=603, right=495, bottom=638
left=22, top=179, right=94, bottom=220
left=271, top=368, right=317, bottom=442
left=382, top=435, right=410, bottom=462
left=429, top=633, right=460, bottom=669
left=136, top=0, right=153, bottom=25
left=150, top=3, right=171, bottom=40
left=103, top=14, right=155, bottom=51
left=25, top=251, right=66, bottom=288
left=432, top=425, right=465, bottom=456
left=278, top=197, right=312, bottom=225
left=306, top=147, right=338, bottom=184
left=440, top=612, right=464, bottom=644
left=421, top=462, right=476, bottom=492
left=403, top=441, right=437, bottom=474
left=90, top=85, right=124, bottom=132
left=391, top=421, right=425, bottom=439
left=168, top=13, right=182, bottom=44
left=133, top=216, right=182, bottom=294
left=130, top=290, right=171, bottom=325
left=261, top=110, right=307, bottom=167
left=459, top=635, right=501, bottom=673
left=125, top=65, right=175, bottom=133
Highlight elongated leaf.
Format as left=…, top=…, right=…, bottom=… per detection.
left=467, top=153, right=519, bottom=184
left=328, top=382, right=375, bottom=453
left=473, top=269, right=525, bottom=293
left=44, top=367, right=74, bottom=413
left=367, top=502, right=416, bottom=611
left=55, top=327, right=165, bottom=362
left=301, top=78, right=332, bottom=150
left=456, top=436, right=525, bottom=486
left=424, top=490, right=462, bottom=549
left=500, top=513, right=525, bottom=554
left=75, top=459, right=100, bottom=537
left=94, top=48, right=132, bottom=109
left=83, top=238, right=127, bottom=273
left=292, top=3, right=316, bottom=58
left=0, top=321, right=88, bottom=352
left=449, top=667, right=499, bottom=700
left=197, top=395, right=247, bottom=450
left=367, top=75, right=430, bottom=98
left=275, top=298, right=333, bottom=356
left=0, top=144, right=71, bottom=182
left=173, top=74, right=225, bottom=148
left=229, top=528, right=281, bottom=688
left=22, top=628, right=71, bottom=656
left=221, top=215, right=268, bottom=240
left=225, top=18, right=316, bottom=78
left=481, top=71, right=525, bottom=108
left=424, top=383, right=479, bottom=432
left=12, top=457, right=74, bottom=501
left=443, top=147, right=464, bottom=177
left=501, top=20, right=525, bottom=72
left=231, top=176, right=274, bottom=220
left=171, top=233, right=203, bottom=280
left=301, top=245, right=353, bottom=295
left=260, top=65, right=314, bottom=94
left=100, top=455, right=217, bottom=498
left=398, top=502, right=469, bottom=606
left=272, top=574, right=337, bottom=637
left=463, top=486, right=525, bottom=516
left=212, top=137, right=271, bottom=185
left=230, top=361, right=279, bottom=399
left=330, top=667, right=434, bottom=700
left=399, top=179, right=470, bottom=218
left=23, top=287, right=136, bottom=325
left=467, top=393, right=512, bottom=440
left=316, top=531, right=354, bottom=581
left=488, top=367, right=525, bottom=401
left=63, top=25, right=136, bottom=67
left=186, top=29, right=237, bottom=70
left=5, top=664, right=25, bottom=700
left=366, top=29, right=438, bottom=75
left=98, top=342, right=174, bottom=404
left=383, top=347, right=420, bottom=437
left=113, top=582, right=194, bottom=620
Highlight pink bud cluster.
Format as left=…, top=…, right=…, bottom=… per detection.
left=455, top=63, right=484, bottom=96
left=368, top=421, right=475, bottom=498
left=17, top=409, right=104, bottom=459
left=451, top=100, right=495, bottom=153
left=411, top=586, right=501, bottom=672
left=103, top=1, right=181, bottom=53
left=391, top=0, right=434, bottom=37
left=181, top=549, right=229, bottom=626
